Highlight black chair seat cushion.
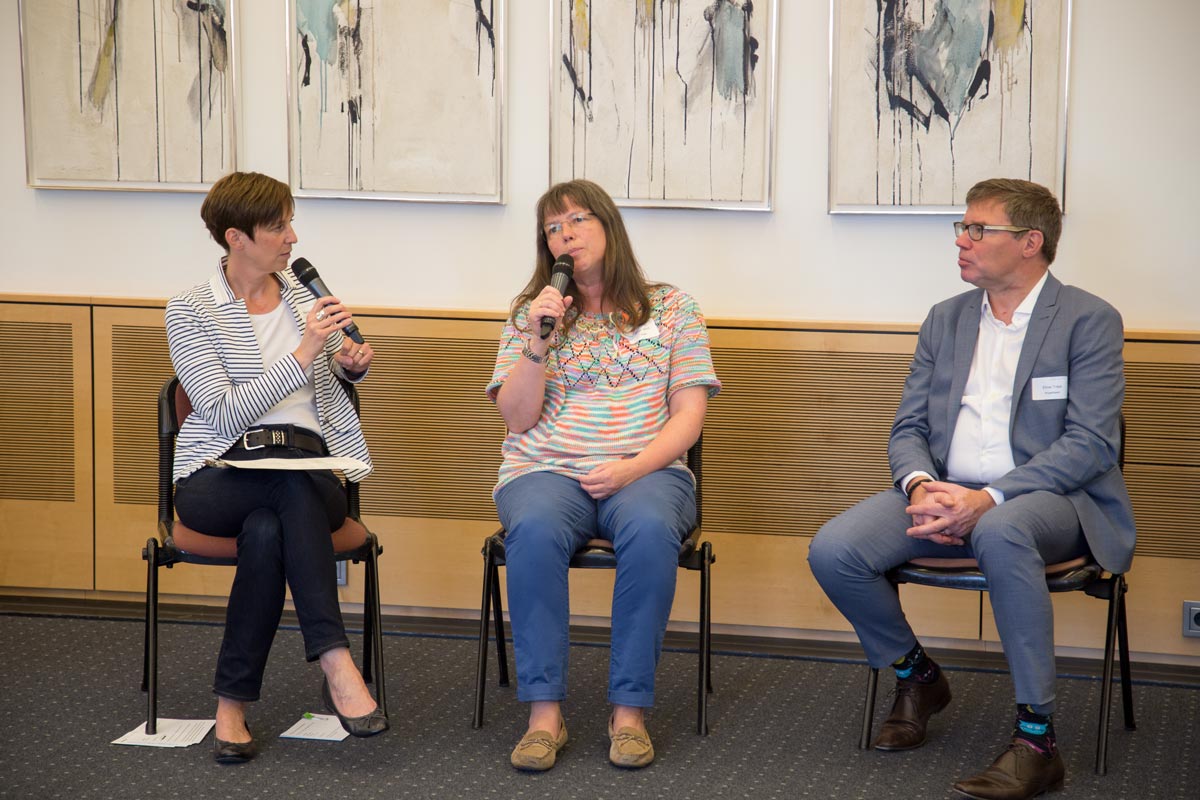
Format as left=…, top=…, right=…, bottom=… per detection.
left=486, top=532, right=701, bottom=570
left=889, top=555, right=1100, bottom=593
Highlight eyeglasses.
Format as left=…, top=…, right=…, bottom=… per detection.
left=544, top=212, right=596, bottom=239
left=954, top=222, right=1034, bottom=241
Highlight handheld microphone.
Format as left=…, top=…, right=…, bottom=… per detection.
left=539, top=254, right=575, bottom=339
left=290, top=257, right=364, bottom=344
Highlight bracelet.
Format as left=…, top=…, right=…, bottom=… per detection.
left=905, top=477, right=932, bottom=501
left=521, top=341, right=546, bottom=364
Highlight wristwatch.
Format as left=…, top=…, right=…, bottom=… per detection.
left=521, top=341, right=546, bottom=364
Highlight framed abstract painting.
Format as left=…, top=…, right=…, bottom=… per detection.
left=550, top=0, right=778, bottom=211
left=829, top=0, right=1070, bottom=214
left=286, top=0, right=505, bottom=203
left=18, top=0, right=238, bottom=191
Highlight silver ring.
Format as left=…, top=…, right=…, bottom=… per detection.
left=315, top=309, right=326, bottom=321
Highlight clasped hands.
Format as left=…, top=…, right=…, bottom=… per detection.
left=905, top=481, right=996, bottom=546
left=580, top=459, right=641, bottom=500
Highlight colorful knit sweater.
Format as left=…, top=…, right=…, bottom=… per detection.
left=487, top=285, right=721, bottom=495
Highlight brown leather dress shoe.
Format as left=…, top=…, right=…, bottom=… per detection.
left=952, top=739, right=1065, bottom=799
left=872, top=670, right=952, bottom=751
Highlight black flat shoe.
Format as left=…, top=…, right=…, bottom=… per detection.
left=213, top=725, right=257, bottom=764
left=321, top=677, right=389, bottom=738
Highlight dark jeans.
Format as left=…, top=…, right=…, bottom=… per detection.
left=174, top=445, right=349, bottom=702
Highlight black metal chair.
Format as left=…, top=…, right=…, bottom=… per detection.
left=140, top=376, right=387, bottom=734
left=473, top=438, right=714, bottom=734
left=859, top=420, right=1134, bottom=775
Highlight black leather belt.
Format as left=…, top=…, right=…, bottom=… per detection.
left=233, top=425, right=326, bottom=454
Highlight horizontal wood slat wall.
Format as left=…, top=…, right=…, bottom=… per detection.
left=353, top=320, right=507, bottom=521
left=703, top=337, right=913, bottom=537
left=93, top=308, right=181, bottom=594
left=2, top=297, right=1196, bottom=659
left=1122, top=349, right=1200, bottom=562
left=0, top=303, right=94, bottom=590
left=0, top=321, right=76, bottom=501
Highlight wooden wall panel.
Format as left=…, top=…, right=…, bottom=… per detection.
left=351, top=317, right=508, bottom=522
left=1122, top=341, right=1200, bottom=562
left=6, top=295, right=1195, bottom=661
left=703, top=327, right=917, bottom=537
left=982, top=556, right=1200, bottom=659
left=0, top=303, right=93, bottom=590
left=92, top=307, right=195, bottom=594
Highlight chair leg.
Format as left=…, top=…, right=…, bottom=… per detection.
left=143, top=539, right=160, bottom=735
left=1095, top=575, right=1123, bottom=776
left=491, top=568, right=510, bottom=688
left=698, top=540, right=712, bottom=735
left=365, top=539, right=388, bottom=717
left=860, top=667, right=879, bottom=750
left=1116, top=576, right=1136, bottom=732
left=474, top=542, right=495, bottom=729
left=360, top=556, right=375, bottom=685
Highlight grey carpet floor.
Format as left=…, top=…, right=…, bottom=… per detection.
left=0, top=613, right=1195, bottom=799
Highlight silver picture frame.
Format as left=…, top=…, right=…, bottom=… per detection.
left=828, top=0, right=1071, bottom=214
left=549, top=0, right=778, bottom=211
left=18, top=0, right=238, bottom=192
left=285, top=0, right=506, bottom=204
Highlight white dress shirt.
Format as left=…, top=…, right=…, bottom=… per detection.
left=906, top=272, right=1048, bottom=505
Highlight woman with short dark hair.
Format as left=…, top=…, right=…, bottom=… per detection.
left=166, top=171, right=386, bottom=764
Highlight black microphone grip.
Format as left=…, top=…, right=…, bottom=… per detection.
left=290, top=258, right=364, bottom=344
left=539, top=255, right=575, bottom=339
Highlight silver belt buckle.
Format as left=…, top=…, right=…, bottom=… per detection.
left=242, top=428, right=266, bottom=450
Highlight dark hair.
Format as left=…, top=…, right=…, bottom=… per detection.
left=965, top=178, right=1062, bottom=263
left=200, top=172, right=294, bottom=252
left=509, top=179, right=657, bottom=334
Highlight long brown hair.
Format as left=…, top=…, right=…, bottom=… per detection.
left=508, top=180, right=657, bottom=334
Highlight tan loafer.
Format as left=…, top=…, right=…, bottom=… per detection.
left=510, top=721, right=568, bottom=771
left=608, top=717, right=654, bottom=769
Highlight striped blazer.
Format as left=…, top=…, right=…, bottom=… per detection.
left=165, top=260, right=373, bottom=483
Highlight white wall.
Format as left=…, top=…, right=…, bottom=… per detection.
left=2, top=1, right=1197, bottom=330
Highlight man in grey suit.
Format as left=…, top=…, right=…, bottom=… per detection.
left=809, top=179, right=1134, bottom=800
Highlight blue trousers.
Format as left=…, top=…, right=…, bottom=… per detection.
left=495, top=468, right=696, bottom=707
left=808, top=487, right=1087, bottom=712
left=174, top=450, right=350, bottom=702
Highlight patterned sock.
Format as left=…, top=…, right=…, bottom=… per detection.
left=892, top=643, right=939, bottom=683
left=1014, top=705, right=1057, bottom=757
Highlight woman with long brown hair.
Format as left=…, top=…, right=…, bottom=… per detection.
left=487, top=180, right=721, bottom=770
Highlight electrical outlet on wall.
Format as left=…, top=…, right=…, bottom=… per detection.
left=1184, top=601, right=1200, bottom=638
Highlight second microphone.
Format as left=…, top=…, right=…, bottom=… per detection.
left=539, top=254, right=575, bottom=339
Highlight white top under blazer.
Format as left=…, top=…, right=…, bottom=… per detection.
left=165, top=258, right=372, bottom=483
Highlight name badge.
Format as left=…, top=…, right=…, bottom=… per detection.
left=623, top=319, right=660, bottom=342
left=1032, top=375, right=1068, bottom=401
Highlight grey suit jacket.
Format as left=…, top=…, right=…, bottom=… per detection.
left=888, top=272, right=1135, bottom=573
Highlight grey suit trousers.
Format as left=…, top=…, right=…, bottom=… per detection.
left=808, top=487, right=1088, bottom=711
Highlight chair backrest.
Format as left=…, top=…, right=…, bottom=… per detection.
left=687, top=435, right=703, bottom=529
left=156, top=377, right=184, bottom=526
